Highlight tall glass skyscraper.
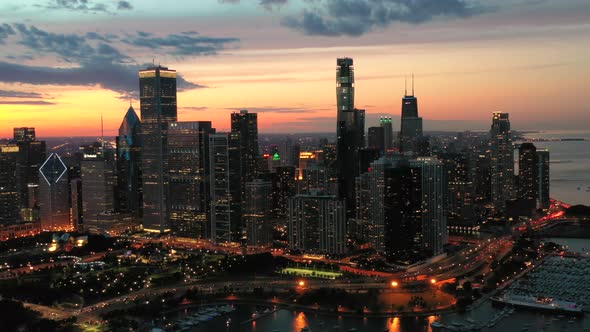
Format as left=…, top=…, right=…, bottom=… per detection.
left=336, top=58, right=363, bottom=215
left=490, top=112, right=514, bottom=213
left=116, top=105, right=142, bottom=217
left=379, top=117, right=393, bottom=151
left=537, top=149, right=550, bottom=209
left=13, top=128, right=46, bottom=213
left=518, top=143, right=538, bottom=204
left=399, top=79, right=423, bottom=153
left=139, top=65, right=177, bottom=233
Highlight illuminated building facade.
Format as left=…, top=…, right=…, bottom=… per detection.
left=168, top=121, right=215, bottom=239
left=0, top=142, right=20, bottom=224
left=380, top=117, right=393, bottom=151
left=209, top=133, right=242, bottom=243
left=139, top=65, right=177, bottom=233
left=288, top=191, right=346, bottom=254
left=81, top=147, right=116, bottom=234
left=272, top=166, right=296, bottom=218
left=518, top=143, right=538, bottom=204
left=537, top=149, right=550, bottom=209
left=489, top=112, right=514, bottom=213
left=39, top=153, right=71, bottom=231
left=244, top=179, right=273, bottom=246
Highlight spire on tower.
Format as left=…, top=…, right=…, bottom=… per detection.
left=412, top=73, right=415, bottom=96
left=404, top=76, right=408, bottom=96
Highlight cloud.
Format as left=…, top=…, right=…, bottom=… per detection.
left=122, top=31, right=239, bottom=56
left=0, top=100, right=56, bottom=105
left=0, top=24, right=16, bottom=44
left=224, top=106, right=320, bottom=114
left=0, top=60, right=202, bottom=94
left=282, top=0, right=485, bottom=36
left=45, top=0, right=108, bottom=12
left=117, top=1, right=132, bottom=10
left=0, top=24, right=236, bottom=94
left=218, top=0, right=288, bottom=11
left=0, top=90, right=44, bottom=98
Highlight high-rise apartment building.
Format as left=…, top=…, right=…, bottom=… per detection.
left=231, top=110, right=259, bottom=184
left=81, top=147, right=116, bottom=234
left=209, top=133, right=242, bottom=243
left=537, top=149, right=550, bottom=209
left=0, top=142, right=20, bottom=224
left=13, top=128, right=46, bottom=214
left=489, top=112, right=514, bottom=213
left=380, top=117, right=393, bottom=151
left=168, top=121, right=215, bottom=238
left=518, top=143, right=538, bottom=204
left=139, top=65, right=177, bottom=233
left=244, top=179, right=273, bottom=246
left=288, top=191, right=346, bottom=254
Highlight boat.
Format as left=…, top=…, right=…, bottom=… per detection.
left=492, top=295, right=583, bottom=315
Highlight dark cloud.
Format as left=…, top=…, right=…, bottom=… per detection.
left=0, top=60, right=203, bottom=94
left=0, top=90, right=44, bottom=98
left=0, top=100, right=56, bottom=105
left=117, top=1, right=132, bottom=10
left=0, top=24, right=16, bottom=44
left=46, top=0, right=108, bottom=12
left=282, top=0, right=485, bottom=36
left=122, top=31, right=239, bottom=56
left=218, top=0, right=288, bottom=11
left=14, top=24, right=128, bottom=63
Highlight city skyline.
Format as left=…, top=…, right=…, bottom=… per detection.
left=1, top=0, right=590, bottom=137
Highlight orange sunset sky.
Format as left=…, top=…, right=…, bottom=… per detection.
left=0, top=0, right=589, bottom=137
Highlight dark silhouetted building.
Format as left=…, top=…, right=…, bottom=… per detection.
left=518, top=143, right=538, bottom=204
left=272, top=166, right=296, bottom=218
left=231, top=110, right=259, bottom=184
left=0, top=142, right=20, bottom=224
left=368, top=126, right=385, bottom=152
left=13, top=128, right=46, bottom=215
left=139, top=65, right=177, bottom=233
left=537, top=149, right=550, bottom=209
left=380, top=116, right=393, bottom=151
left=244, top=179, right=273, bottom=246
left=399, top=78, right=423, bottom=153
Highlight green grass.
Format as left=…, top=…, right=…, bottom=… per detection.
left=280, top=267, right=342, bottom=279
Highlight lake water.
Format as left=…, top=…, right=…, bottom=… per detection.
left=521, top=130, right=590, bottom=206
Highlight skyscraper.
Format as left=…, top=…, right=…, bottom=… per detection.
left=336, top=58, right=363, bottom=215
left=410, top=157, right=448, bottom=257
left=39, top=153, right=71, bottom=231
left=13, top=128, right=46, bottom=213
left=380, top=117, right=393, bottom=151
left=231, top=110, right=259, bottom=184
left=399, top=77, right=423, bottom=153
left=168, top=121, right=215, bottom=239
left=0, top=142, right=20, bottom=224
left=244, top=179, right=273, bottom=246
left=368, top=126, right=385, bottom=152
left=81, top=147, right=116, bottom=234
left=518, top=143, right=538, bottom=204
left=288, top=191, right=346, bottom=254
left=139, top=65, right=177, bottom=233
left=272, top=166, right=296, bottom=218
left=209, top=133, right=242, bottom=243
left=537, top=149, right=550, bottom=209
left=489, top=112, right=514, bottom=213
left=116, top=105, right=142, bottom=217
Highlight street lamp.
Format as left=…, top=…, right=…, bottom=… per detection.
left=390, top=281, right=399, bottom=288
left=430, top=278, right=437, bottom=284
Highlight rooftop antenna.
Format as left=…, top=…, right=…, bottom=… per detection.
left=404, top=75, right=407, bottom=96
left=412, top=73, right=415, bottom=96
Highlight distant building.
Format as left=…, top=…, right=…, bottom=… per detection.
left=139, top=65, right=177, bottom=233
left=13, top=128, right=46, bottom=214
left=439, top=153, right=474, bottom=223
left=168, top=121, right=215, bottom=239
left=209, top=133, right=242, bottom=244
left=399, top=78, right=423, bottom=153
left=39, top=153, right=72, bottom=231
left=368, top=126, right=385, bottom=152
left=380, top=117, right=393, bottom=151
left=489, top=112, right=514, bottom=214
left=537, top=149, right=550, bottom=209
left=288, top=191, right=346, bottom=254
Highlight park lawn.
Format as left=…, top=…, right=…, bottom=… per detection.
left=280, top=267, right=342, bottom=279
